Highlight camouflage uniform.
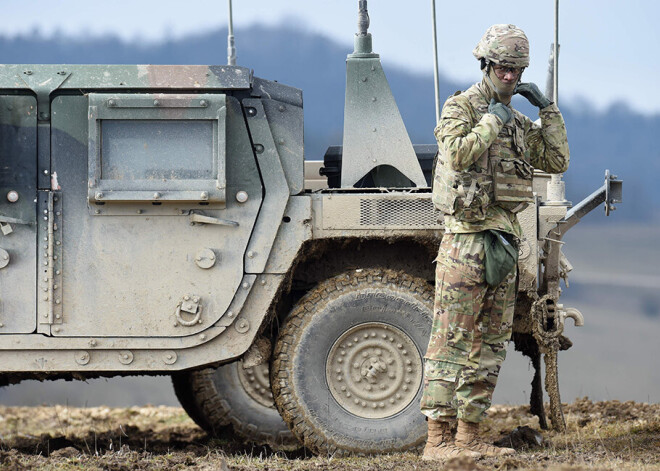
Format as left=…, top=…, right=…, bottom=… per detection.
left=421, top=78, right=569, bottom=423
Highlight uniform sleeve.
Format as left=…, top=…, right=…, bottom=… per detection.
left=435, top=95, right=503, bottom=172
left=524, top=103, right=570, bottom=173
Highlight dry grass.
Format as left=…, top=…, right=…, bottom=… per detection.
left=0, top=398, right=657, bottom=470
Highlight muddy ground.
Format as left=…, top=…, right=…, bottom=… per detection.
left=0, top=398, right=657, bottom=470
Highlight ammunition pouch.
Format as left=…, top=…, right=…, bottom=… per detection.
left=433, top=156, right=492, bottom=223
left=491, top=155, right=534, bottom=212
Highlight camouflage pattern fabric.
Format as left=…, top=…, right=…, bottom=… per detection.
left=436, top=79, right=569, bottom=239
left=422, top=74, right=569, bottom=423
left=472, top=24, right=530, bottom=68
left=421, top=232, right=517, bottom=422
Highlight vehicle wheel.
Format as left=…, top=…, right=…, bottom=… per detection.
left=171, top=371, right=216, bottom=432
left=175, top=361, right=298, bottom=448
left=271, top=268, right=433, bottom=456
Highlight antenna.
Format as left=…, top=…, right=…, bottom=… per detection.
left=553, top=0, right=559, bottom=105
left=431, top=0, right=441, bottom=125
left=227, top=0, right=236, bottom=66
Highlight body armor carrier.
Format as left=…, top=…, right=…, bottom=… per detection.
left=433, top=87, right=534, bottom=222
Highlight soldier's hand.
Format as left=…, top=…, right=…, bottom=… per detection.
left=488, top=99, right=513, bottom=124
left=514, top=82, right=552, bottom=109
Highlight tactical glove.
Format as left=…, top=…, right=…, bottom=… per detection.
left=488, top=99, right=513, bottom=124
left=515, top=82, right=552, bottom=109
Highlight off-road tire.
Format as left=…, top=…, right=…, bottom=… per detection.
left=171, top=371, right=220, bottom=433
left=271, top=268, right=434, bottom=456
left=176, top=361, right=298, bottom=448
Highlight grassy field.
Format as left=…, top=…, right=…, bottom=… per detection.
left=0, top=398, right=658, bottom=470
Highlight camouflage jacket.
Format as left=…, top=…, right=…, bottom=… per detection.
left=433, top=80, right=569, bottom=238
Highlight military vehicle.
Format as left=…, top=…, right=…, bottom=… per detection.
left=0, top=0, right=621, bottom=456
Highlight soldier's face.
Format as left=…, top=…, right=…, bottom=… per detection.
left=489, top=67, right=518, bottom=97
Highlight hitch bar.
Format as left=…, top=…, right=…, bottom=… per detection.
left=559, top=169, right=622, bottom=235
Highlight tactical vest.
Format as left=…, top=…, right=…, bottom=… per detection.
left=433, top=87, right=534, bottom=222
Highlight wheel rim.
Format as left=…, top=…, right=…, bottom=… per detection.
left=237, top=362, right=275, bottom=408
left=325, top=322, right=423, bottom=419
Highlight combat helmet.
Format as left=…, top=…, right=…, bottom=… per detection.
left=473, top=24, right=530, bottom=68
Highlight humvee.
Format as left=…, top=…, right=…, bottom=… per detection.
left=0, top=1, right=621, bottom=456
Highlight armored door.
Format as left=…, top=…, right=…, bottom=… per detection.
left=48, top=93, right=262, bottom=337
left=0, top=96, right=38, bottom=334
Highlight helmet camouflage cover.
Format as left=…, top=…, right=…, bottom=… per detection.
left=473, top=24, right=530, bottom=68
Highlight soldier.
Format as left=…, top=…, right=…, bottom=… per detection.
left=421, top=24, right=569, bottom=460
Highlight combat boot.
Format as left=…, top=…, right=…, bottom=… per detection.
left=422, top=419, right=482, bottom=461
left=455, top=419, right=515, bottom=456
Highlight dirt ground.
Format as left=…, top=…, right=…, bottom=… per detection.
left=0, top=398, right=657, bottom=470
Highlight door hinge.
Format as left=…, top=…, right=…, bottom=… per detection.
left=38, top=191, right=63, bottom=329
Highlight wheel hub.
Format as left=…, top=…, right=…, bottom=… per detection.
left=326, top=322, right=422, bottom=419
left=237, top=362, right=275, bottom=409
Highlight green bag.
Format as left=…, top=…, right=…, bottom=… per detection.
left=483, top=230, right=519, bottom=287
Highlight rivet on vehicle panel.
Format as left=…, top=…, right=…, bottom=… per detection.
left=279, top=105, right=286, bottom=112
left=55, top=270, right=60, bottom=275
left=89, top=339, right=97, bottom=347
left=7, top=191, right=19, bottom=203
left=278, top=138, right=285, bottom=145
left=200, top=192, right=208, bottom=200
left=227, top=311, right=234, bottom=318
left=43, top=170, right=49, bottom=175
left=54, top=327, right=61, bottom=333
left=96, top=192, right=103, bottom=199
left=199, top=100, right=208, bottom=107
left=55, top=314, right=61, bottom=319
left=0, top=323, right=4, bottom=328
left=193, top=297, right=199, bottom=303
left=136, top=209, right=143, bottom=214
left=247, top=251, right=254, bottom=258
left=56, top=241, right=61, bottom=246
left=246, top=107, right=257, bottom=116
left=236, top=191, right=248, bottom=203
left=260, top=279, right=266, bottom=285
left=107, top=99, right=116, bottom=107
left=54, top=284, right=58, bottom=290
left=242, top=282, right=249, bottom=289
left=199, top=334, right=206, bottom=341
left=153, top=192, right=161, bottom=199
left=153, top=99, right=161, bottom=106
left=253, top=144, right=264, bottom=154
left=56, top=211, right=61, bottom=216
left=184, top=295, right=190, bottom=301
left=372, top=97, right=377, bottom=102
left=362, top=77, right=368, bottom=82
left=372, top=128, right=377, bottom=132
left=43, top=261, right=48, bottom=266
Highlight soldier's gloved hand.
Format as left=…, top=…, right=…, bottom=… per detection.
left=514, top=82, right=552, bottom=109
left=488, top=98, right=513, bottom=124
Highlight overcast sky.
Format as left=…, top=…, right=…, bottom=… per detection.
left=2, top=0, right=658, bottom=114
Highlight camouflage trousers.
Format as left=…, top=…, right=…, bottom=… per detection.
left=421, top=231, right=517, bottom=423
